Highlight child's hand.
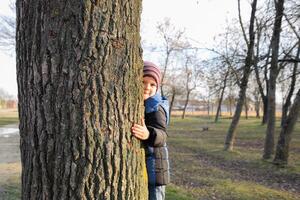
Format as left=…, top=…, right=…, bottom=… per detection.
left=131, top=119, right=149, bottom=140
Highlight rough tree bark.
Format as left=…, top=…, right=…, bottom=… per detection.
left=224, top=0, right=257, bottom=151
left=263, top=0, right=285, bottom=159
left=274, top=88, right=300, bottom=165
left=16, top=0, right=147, bottom=199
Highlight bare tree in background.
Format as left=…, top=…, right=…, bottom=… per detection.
left=164, top=72, right=184, bottom=117
left=207, top=31, right=241, bottom=123
left=0, top=1, right=15, bottom=52
left=214, top=68, right=230, bottom=122
left=263, top=0, right=286, bottom=159
left=252, top=0, right=274, bottom=125
left=156, top=18, right=189, bottom=96
left=181, top=50, right=202, bottom=119
left=273, top=0, right=300, bottom=164
left=274, top=88, right=300, bottom=165
left=224, top=0, right=257, bottom=151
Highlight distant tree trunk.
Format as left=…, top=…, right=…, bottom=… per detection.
left=182, top=90, right=191, bottom=119
left=263, top=0, right=285, bottom=159
left=207, top=100, right=210, bottom=117
left=255, top=99, right=260, bottom=118
left=229, top=97, right=233, bottom=116
left=253, top=17, right=270, bottom=125
left=160, top=52, right=170, bottom=96
left=215, top=95, right=223, bottom=122
left=215, top=70, right=229, bottom=123
left=281, top=43, right=299, bottom=127
left=244, top=97, right=249, bottom=119
left=16, top=0, right=148, bottom=199
left=274, top=89, right=300, bottom=165
left=169, top=86, right=176, bottom=118
left=224, top=0, right=257, bottom=151
left=262, top=97, right=268, bottom=124
left=254, top=65, right=268, bottom=122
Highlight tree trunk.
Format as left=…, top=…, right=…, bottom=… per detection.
left=244, top=97, right=249, bottom=120
left=224, top=0, right=257, bottom=151
left=16, top=1, right=148, bottom=199
left=264, top=74, right=277, bottom=158
left=215, top=70, right=229, bottom=123
left=229, top=97, right=233, bottom=117
left=169, top=87, right=176, bottom=119
left=253, top=25, right=270, bottom=125
left=214, top=95, right=223, bottom=122
left=255, top=99, right=260, bottom=118
left=281, top=42, right=299, bottom=127
left=182, top=90, right=191, bottom=119
left=274, top=89, right=300, bottom=165
left=262, top=96, right=268, bottom=124
left=207, top=99, right=210, bottom=118
left=263, top=0, right=285, bottom=159
left=160, top=52, right=170, bottom=96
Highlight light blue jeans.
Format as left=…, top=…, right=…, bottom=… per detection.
left=149, top=185, right=166, bottom=200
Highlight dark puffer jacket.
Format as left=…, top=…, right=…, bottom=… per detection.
left=144, top=93, right=170, bottom=186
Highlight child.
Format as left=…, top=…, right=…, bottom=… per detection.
left=131, top=61, right=170, bottom=200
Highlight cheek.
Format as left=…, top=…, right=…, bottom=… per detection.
left=151, top=87, right=157, bottom=94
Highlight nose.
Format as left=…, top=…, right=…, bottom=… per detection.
left=144, top=83, right=150, bottom=90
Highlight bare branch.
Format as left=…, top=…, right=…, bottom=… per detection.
left=238, top=0, right=249, bottom=45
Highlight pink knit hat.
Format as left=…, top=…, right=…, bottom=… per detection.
left=143, top=61, right=161, bottom=87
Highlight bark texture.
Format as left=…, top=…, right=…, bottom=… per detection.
left=263, top=0, right=285, bottom=159
left=16, top=0, right=147, bottom=199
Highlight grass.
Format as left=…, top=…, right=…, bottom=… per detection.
left=0, top=109, right=19, bottom=126
left=0, top=174, right=21, bottom=200
left=1, top=110, right=299, bottom=199
left=166, top=116, right=300, bottom=200
left=0, top=163, right=21, bottom=200
left=166, top=184, right=196, bottom=200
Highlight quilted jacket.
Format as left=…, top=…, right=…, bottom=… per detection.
left=144, top=93, right=170, bottom=186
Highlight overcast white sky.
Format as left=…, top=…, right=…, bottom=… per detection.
left=0, top=0, right=251, bottom=98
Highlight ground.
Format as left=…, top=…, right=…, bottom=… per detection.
left=167, top=116, right=300, bottom=200
left=0, top=109, right=299, bottom=199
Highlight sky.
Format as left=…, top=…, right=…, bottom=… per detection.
left=0, top=0, right=251, bottom=98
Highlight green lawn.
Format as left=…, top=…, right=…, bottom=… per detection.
left=1, top=110, right=299, bottom=199
left=0, top=109, right=19, bottom=126
left=0, top=109, right=20, bottom=200
left=166, top=116, right=300, bottom=200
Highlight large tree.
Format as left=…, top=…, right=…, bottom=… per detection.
left=224, top=0, right=257, bottom=151
left=263, top=0, right=285, bottom=159
left=16, top=0, right=148, bottom=199
left=274, top=88, right=300, bottom=165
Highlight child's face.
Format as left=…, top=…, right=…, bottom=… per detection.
left=143, top=76, right=157, bottom=100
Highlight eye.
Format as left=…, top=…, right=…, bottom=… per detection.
left=151, top=83, right=156, bottom=87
